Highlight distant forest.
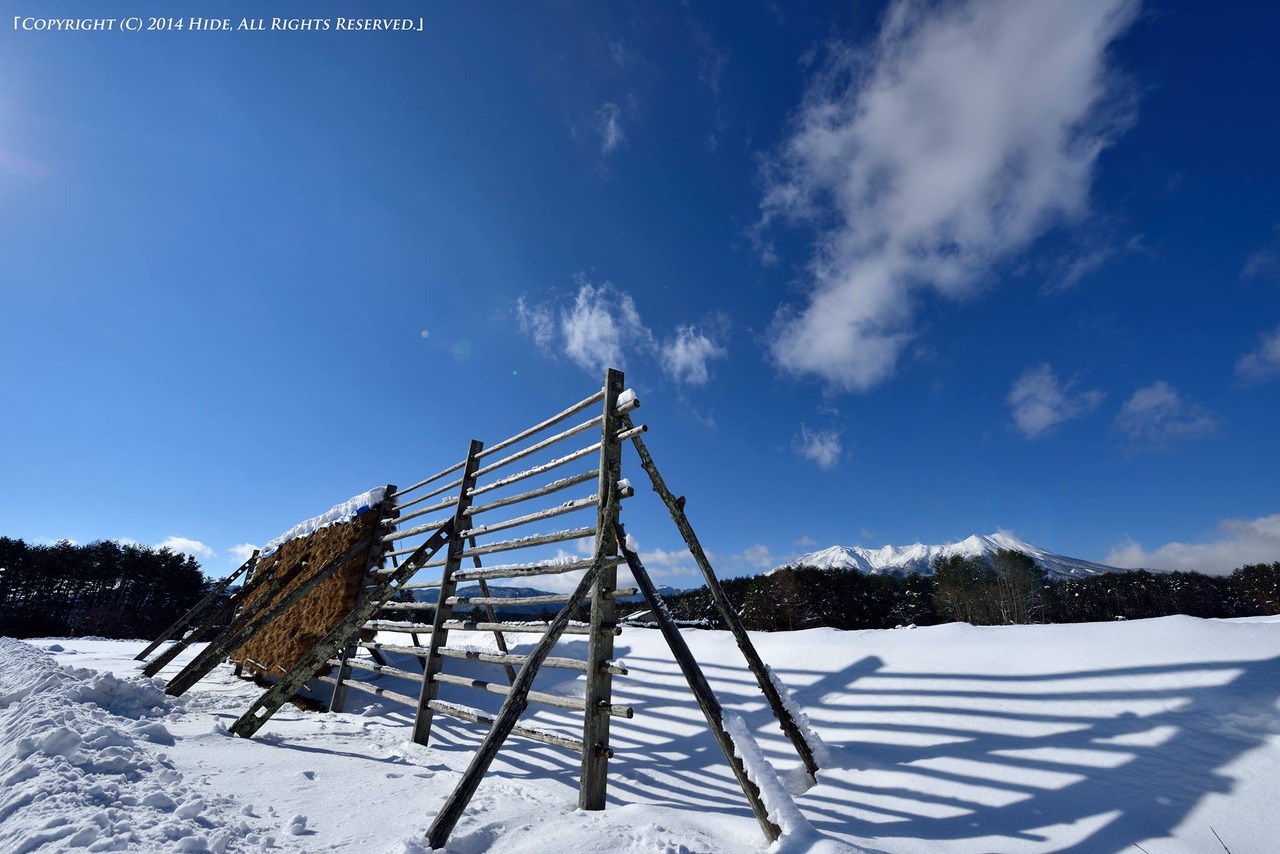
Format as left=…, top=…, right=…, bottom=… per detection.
left=4, top=535, right=1279, bottom=640
left=661, top=550, right=1280, bottom=631
left=0, top=537, right=210, bottom=639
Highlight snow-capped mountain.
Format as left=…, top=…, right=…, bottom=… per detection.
left=780, top=532, right=1120, bottom=579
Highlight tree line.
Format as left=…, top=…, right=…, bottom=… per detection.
left=661, top=550, right=1280, bottom=631
left=0, top=537, right=210, bottom=639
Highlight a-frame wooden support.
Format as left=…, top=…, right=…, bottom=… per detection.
left=162, top=486, right=396, bottom=696
left=425, top=486, right=623, bottom=849
left=134, top=550, right=259, bottom=662
left=141, top=549, right=312, bottom=678
left=620, top=412, right=821, bottom=780
left=413, top=439, right=485, bottom=745
left=615, top=520, right=782, bottom=842
left=230, top=519, right=455, bottom=738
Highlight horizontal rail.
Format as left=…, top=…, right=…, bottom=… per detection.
left=397, top=579, right=444, bottom=590
left=432, top=672, right=633, bottom=718
left=474, top=389, right=605, bottom=462
left=395, top=475, right=464, bottom=512
left=363, top=619, right=616, bottom=636
left=469, top=442, right=600, bottom=499
left=393, top=494, right=460, bottom=527
left=359, top=640, right=431, bottom=657
left=467, top=425, right=644, bottom=502
left=467, top=470, right=598, bottom=517
left=436, top=646, right=628, bottom=676
left=316, top=674, right=418, bottom=709
left=453, top=555, right=623, bottom=582
left=383, top=515, right=453, bottom=544
left=426, top=699, right=589, bottom=755
left=474, top=415, right=604, bottom=481
left=391, top=459, right=467, bottom=500
left=457, top=526, right=596, bottom=558
left=460, top=492, right=626, bottom=541
left=450, top=592, right=571, bottom=607
left=339, top=657, right=423, bottom=683
left=378, top=600, right=431, bottom=611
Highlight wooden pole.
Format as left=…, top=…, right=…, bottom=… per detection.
left=141, top=550, right=308, bottom=678
left=425, top=503, right=619, bottom=850
left=230, top=520, right=454, bottom=738
left=412, top=439, right=484, bottom=746
left=622, top=414, right=820, bottom=779
left=329, top=488, right=398, bottom=712
left=579, top=368, right=624, bottom=811
left=164, top=533, right=377, bottom=697
left=134, top=550, right=258, bottom=661
left=614, top=521, right=782, bottom=843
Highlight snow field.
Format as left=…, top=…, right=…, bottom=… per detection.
left=4, top=614, right=1279, bottom=853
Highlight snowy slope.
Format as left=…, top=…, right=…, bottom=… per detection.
left=783, top=532, right=1119, bottom=579
left=6, top=616, right=1280, bottom=853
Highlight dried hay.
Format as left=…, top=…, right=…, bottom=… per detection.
left=232, top=499, right=389, bottom=678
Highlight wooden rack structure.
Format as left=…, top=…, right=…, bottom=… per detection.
left=137, top=369, right=820, bottom=849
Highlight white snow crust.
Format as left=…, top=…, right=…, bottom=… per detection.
left=8, top=614, right=1280, bottom=853
left=783, top=531, right=1120, bottom=579
left=261, top=486, right=388, bottom=556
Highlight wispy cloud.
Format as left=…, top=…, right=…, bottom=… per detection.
left=156, top=536, right=214, bottom=560
left=1007, top=363, right=1105, bottom=438
left=1106, top=513, right=1280, bottom=575
left=759, top=0, right=1140, bottom=391
left=794, top=425, right=842, bottom=469
left=660, top=321, right=727, bottom=386
left=1236, top=323, right=1280, bottom=384
left=594, top=102, right=625, bottom=155
left=229, top=543, right=259, bottom=564
left=561, top=281, right=650, bottom=372
left=517, top=280, right=730, bottom=388
left=1114, top=380, right=1219, bottom=450
left=740, top=544, right=776, bottom=569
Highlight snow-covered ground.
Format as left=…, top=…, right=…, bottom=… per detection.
left=4, top=616, right=1280, bottom=853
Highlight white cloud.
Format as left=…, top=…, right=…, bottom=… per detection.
left=740, top=544, right=775, bottom=569
left=1114, top=381, right=1219, bottom=450
left=760, top=0, right=1139, bottom=391
left=518, top=281, right=729, bottom=388
left=595, top=103, right=625, bottom=155
left=660, top=323, right=727, bottom=386
left=1007, top=363, right=1104, bottom=438
left=1236, top=323, right=1280, bottom=384
left=794, top=535, right=818, bottom=548
left=1105, top=513, right=1280, bottom=575
left=229, top=543, right=259, bottom=564
left=1242, top=247, right=1280, bottom=280
left=794, top=425, right=842, bottom=469
left=515, top=297, right=555, bottom=350
left=559, top=281, right=653, bottom=374
left=156, top=536, right=214, bottom=560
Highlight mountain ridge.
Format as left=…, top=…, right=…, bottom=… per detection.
left=778, top=532, right=1122, bottom=580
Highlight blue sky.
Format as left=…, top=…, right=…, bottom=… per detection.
left=2, top=0, right=1278, bottom=585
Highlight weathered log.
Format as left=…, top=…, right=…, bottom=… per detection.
left=621, top=414, right=820, bottom=779
left=134, top=550, right=258, bottom=661
left=424, top=516, right=617, bottom=850
left=467, top=469, right=598, bottom=517
left=579, top=369, right=625, bottom=812
left=615, top=520, right=781, bottom=843
left=227, top=519, right=454, bottom=737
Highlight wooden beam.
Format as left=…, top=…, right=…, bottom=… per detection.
left=134, top=550, right=257, bottom=661
left=143, top=549, right=312, bottom=679
left=228, top=520, right=454, bottom=737
left=622, top=413, right=820, bottom=780
left=424, top=530, right=616, bottom=850
left=614, top=520, right=781, bottom=843
left=412, top=439, right=484, bottom=746
left=579, top=368, right=625, bottom=812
